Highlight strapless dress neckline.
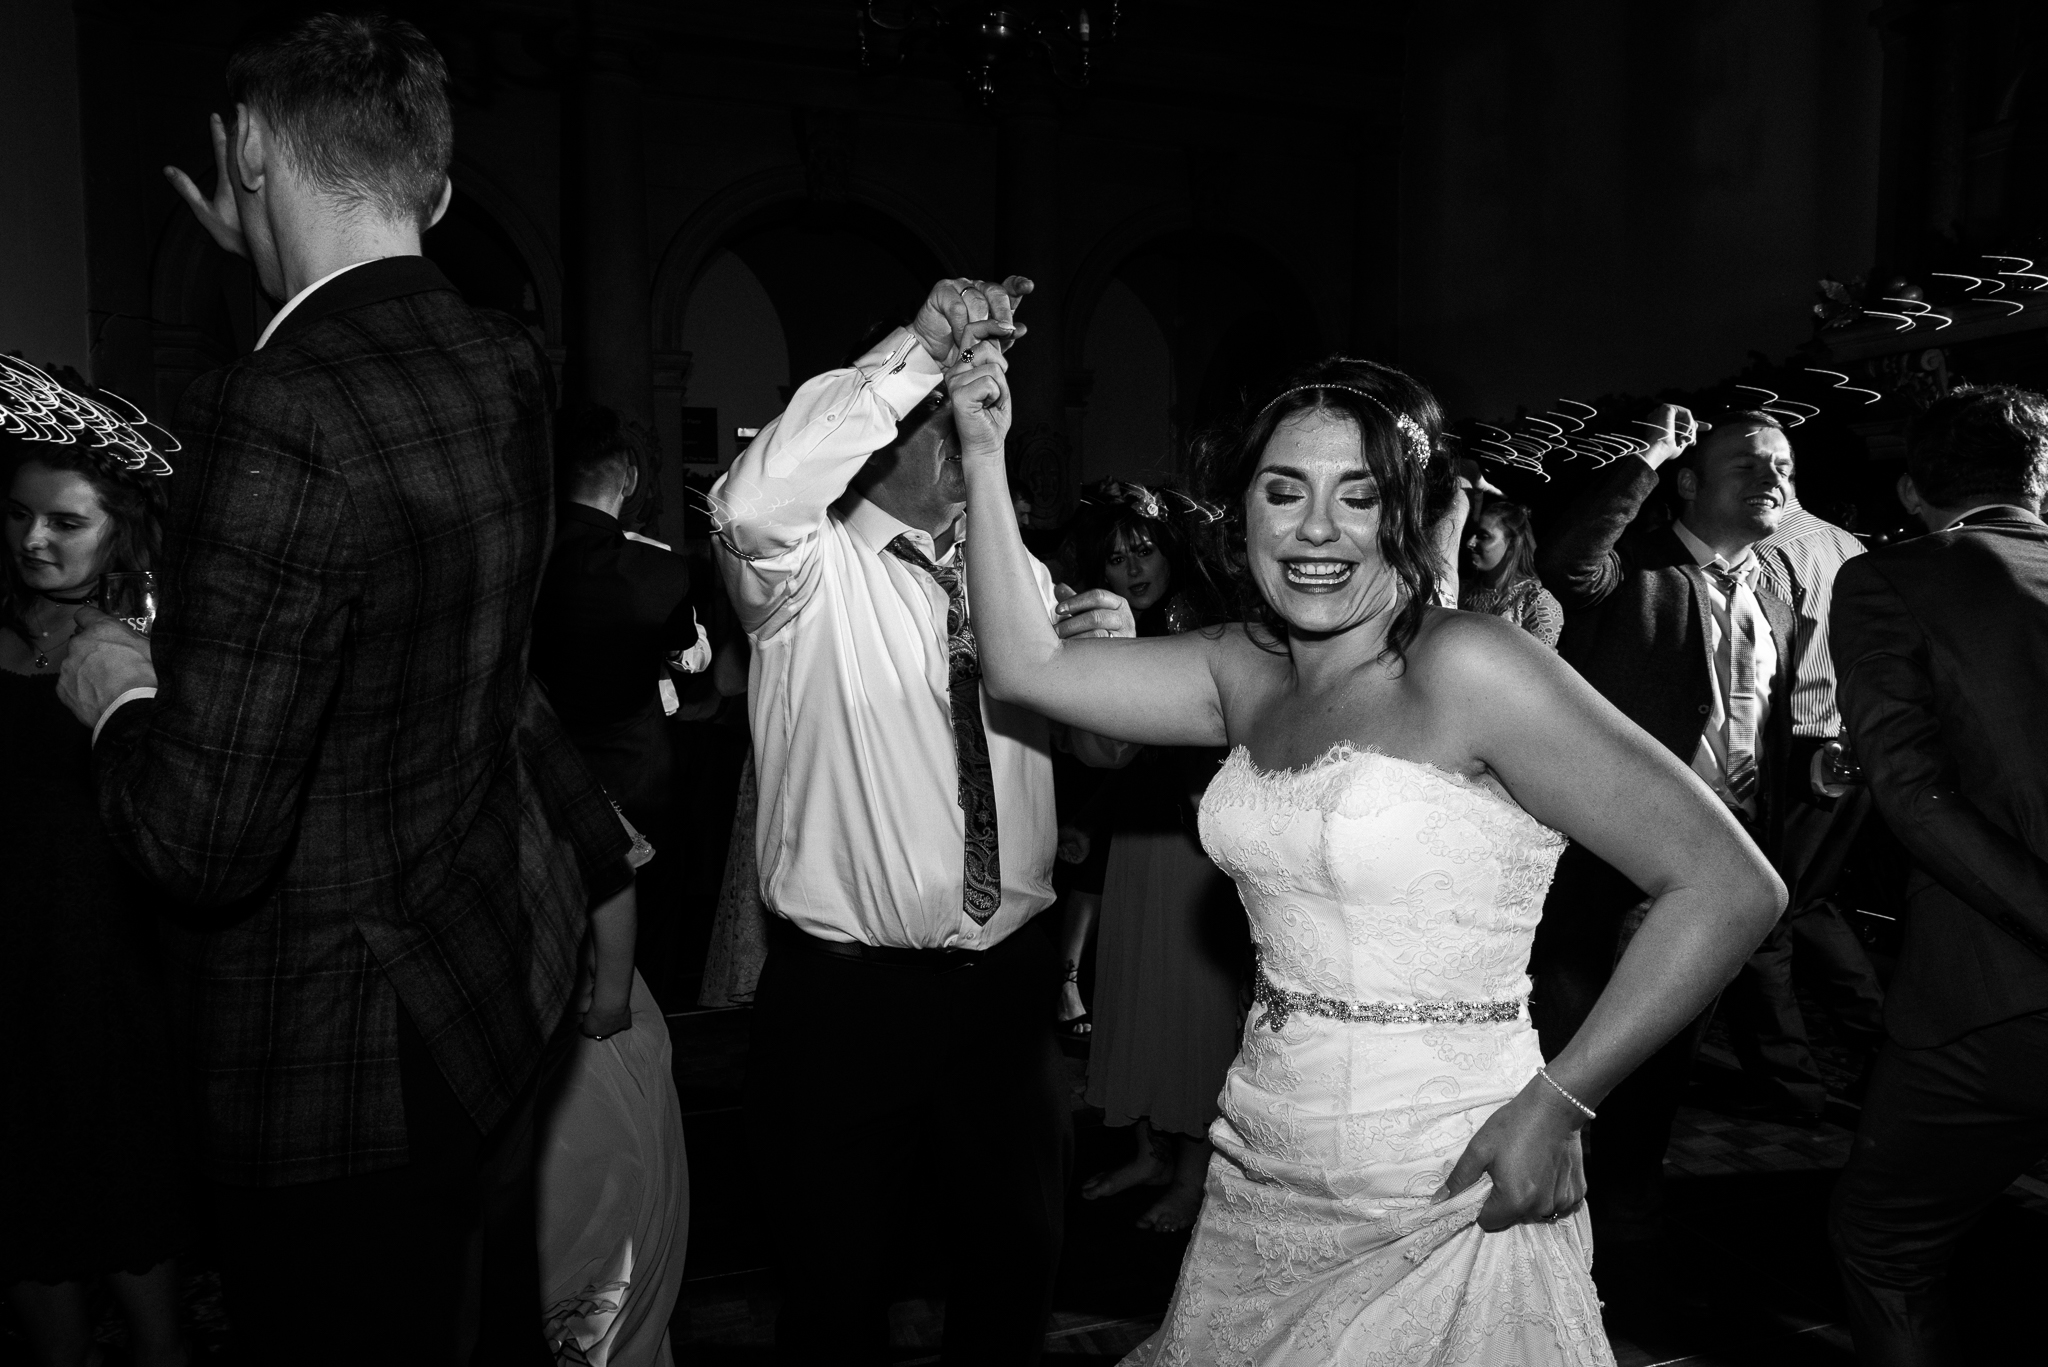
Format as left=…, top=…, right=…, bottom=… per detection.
left=1219, top=741, right=1560, bottom=843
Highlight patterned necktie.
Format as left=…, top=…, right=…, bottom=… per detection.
left=1704, top=563, right=1760, bottom=805
left=885, top=534, right=1002, bottom=924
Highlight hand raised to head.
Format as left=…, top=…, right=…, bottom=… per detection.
left=1632, top=403, right=1707, bottom=470
left=912, top=276, right=1033, bottom=366
left=164, top=111, right=249, bottom=259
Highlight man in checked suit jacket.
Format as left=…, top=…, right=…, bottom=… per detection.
left=59, top=17, right=633, bottom=1365
left=1828, top=386, right=2048, bottom=1367
left=1534, top=405, right=1797, bottom=1267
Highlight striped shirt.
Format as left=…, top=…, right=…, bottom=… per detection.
left=1755, top=497, right=1865, bottom=739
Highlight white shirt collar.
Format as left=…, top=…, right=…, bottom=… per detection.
left=839, top=491, right=964, bottom=563
left=254, top=258, right=381, bottom=351
left=1672, top=517, right=1757, bottom=576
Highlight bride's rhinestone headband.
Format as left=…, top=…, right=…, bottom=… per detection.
left=1259, top=383, right=1432, bottom=466
left=0, top=356, right=178, bottom=476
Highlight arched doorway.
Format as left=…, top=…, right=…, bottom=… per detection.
left=1079, top=276, right=1174, bottom=486
left=673, top=249, right=790, bottom=472
left=1067, top=228, right=1323, bottom=490
left=658, top=197, right=947, bottom=539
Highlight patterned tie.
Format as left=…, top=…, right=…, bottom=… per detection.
left=885, top=534, right=1002, bottom=924
left=1704, top=563, right=1761, bottom=805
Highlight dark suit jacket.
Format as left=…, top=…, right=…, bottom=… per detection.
left=94, top=257, right=635, bottom=1186
left=1538, top=456, right=1798, bottom=908
left=530, top=503, right=695, bottom=737
left=1829, top=505, right=2048, bottom=1047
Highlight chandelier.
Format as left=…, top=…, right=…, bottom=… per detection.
left=855, top=3, right=1123, bottom=105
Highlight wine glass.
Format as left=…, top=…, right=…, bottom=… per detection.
left=99, top=571, right=157, bottom=636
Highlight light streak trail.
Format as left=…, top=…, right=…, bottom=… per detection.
left=1804, top=368, right=1881, bottom=404
left=1734, top=384, right=1816, bottom=427
left=0, top=356, right=177, bottom=475
left=1985, top=255, right=2048, bottom=289
left=1931, top=272, right=1987, bottom=291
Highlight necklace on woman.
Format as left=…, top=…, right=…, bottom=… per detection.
left=23, top=589, right=92, bottom=670
left=25, top=619, right=77, bottom=670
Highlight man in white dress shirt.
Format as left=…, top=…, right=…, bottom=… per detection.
left=711, top=277, right=1132, bottom=1365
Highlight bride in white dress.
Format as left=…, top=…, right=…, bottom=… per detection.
left=941, top=313, right=1782, bottom=1364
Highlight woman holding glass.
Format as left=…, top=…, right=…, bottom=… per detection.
left=947, top=339, right=1781, bottom=1365
left=2, top=427, right=192, bottom=1367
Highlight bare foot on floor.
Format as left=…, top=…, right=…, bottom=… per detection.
left=1081, top=1148, right=1172, bottom=1200
left=1136, top=1173, right=1205, bottom=1232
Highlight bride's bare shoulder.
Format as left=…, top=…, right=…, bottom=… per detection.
left=1405, top=607, right=1558, bottom=688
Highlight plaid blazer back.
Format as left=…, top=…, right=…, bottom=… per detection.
left=94, top=258, right=632, bottom=1186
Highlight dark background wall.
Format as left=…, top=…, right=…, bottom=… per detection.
left=10, top=0, right=2048, bottom=540
left=1401, top=0, right=1884, bottom=418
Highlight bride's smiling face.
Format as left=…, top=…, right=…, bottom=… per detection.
left=1244, top=411, right=1398, bottom=637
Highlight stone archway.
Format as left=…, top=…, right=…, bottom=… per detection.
left=651, top=170, right=970, bottom=360
left=1062, top=218, right=1325, bottom=484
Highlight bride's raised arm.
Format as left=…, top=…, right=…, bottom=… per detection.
left=950, top=351, right=1228, bottom=748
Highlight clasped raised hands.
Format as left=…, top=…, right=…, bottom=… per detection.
left=913, top=276, right=1034, bottom=367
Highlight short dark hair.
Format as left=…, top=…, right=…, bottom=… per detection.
left=1191, top=355, right=1454, bottom=665
left=227, top=12, right=452, bottom=228
left=554, top=402, right=636, bottom=498
left=1670, top=409, right=1786, bottom=510
left=1906, top=385, right=2048, bottom=510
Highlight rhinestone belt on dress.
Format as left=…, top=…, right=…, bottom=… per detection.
left=1253, top=970, right=1524, bottom=1032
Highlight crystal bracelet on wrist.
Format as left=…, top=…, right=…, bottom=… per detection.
left=1536, top=1065, right=1597, bottom=1120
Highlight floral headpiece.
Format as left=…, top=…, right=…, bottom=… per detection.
left=1260, top=383, right=1432, bottom=466
left=0, top=356, right=177, bottom=476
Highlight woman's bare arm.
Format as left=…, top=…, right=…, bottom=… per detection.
left=1422, top=613, right=1783, bottom=1228
left=1444, top=613, right=1781, bottom=1100
left=953, top=355, right=1229, bottom=747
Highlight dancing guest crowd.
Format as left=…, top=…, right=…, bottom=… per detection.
left=4, top=12, right=2047, bottom=1367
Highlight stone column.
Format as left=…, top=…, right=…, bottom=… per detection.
left=997, top=94, right=1074, bottom=523
left=562, top=23, right=663, bottom=536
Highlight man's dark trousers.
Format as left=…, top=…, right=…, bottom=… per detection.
left=210, top=1005, right=568, bottom=1367
left=1829, top=1010, right=2048, bottom=1367
left=746, top=917, right=1071, bottom=1366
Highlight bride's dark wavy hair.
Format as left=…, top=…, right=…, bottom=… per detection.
left=1189, top=356, right=1455, bottom=666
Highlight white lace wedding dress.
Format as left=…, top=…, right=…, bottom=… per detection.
left=1123, top=744, right=1614, bottom=1367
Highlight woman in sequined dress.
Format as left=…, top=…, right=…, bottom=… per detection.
left=952, top=345, right=1784, bottom=1365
